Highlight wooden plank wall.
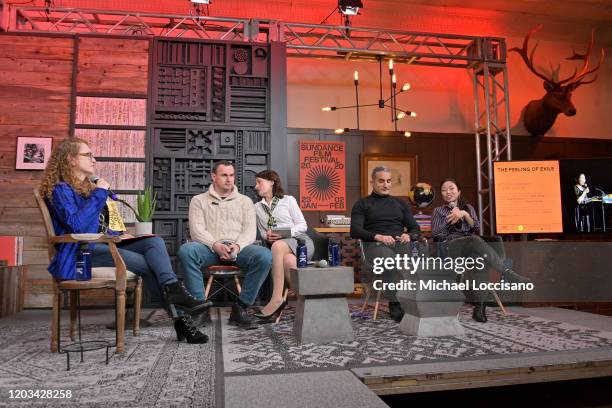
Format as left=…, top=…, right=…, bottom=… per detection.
left=0, top=34, right=149, bottom=308
left=77, top=37, right=149, bottom=95
left=0, top=34, right=74, bottom=308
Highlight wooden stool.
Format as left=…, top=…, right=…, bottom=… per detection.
left=203, top=265, right=244, bottom=302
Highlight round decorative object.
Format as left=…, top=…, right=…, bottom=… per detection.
left=233, top=48, right=249, bottom=62
left=233, top=62, right=248, bottom=75
left=317, top=259, right=328, bottom=268
left=254, top=47, right=268, bottom=59
left=408, top=182, right=435, bottom=209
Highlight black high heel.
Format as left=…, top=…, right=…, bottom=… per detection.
left=174, top=315, right=209, bottom=343
left=253, top=301, right=287, bottom=322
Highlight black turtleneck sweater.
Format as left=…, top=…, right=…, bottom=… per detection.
left=350, top=192, right=421, bottom=241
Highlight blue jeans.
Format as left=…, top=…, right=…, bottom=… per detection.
left=177, top=242, right=272, bottom=305
left=91, top=236, right=178, bottom=302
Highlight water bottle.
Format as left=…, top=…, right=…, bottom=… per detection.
left=410, top=233, right=420, bottom=258
left=76, top=244, right=92, bottom=281
left=296, top=238, right=307, bottom=268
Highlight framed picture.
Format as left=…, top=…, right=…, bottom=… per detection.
left=361, top=153, right=418, bottom=198
left=15, top=137, right=53, bottom=170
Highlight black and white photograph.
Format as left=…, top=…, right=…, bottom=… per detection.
left=15, top=137, right=52, bottom=170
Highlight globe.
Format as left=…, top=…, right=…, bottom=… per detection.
left=408, top=182, right=435, bottom=209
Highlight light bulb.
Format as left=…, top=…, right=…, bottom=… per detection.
left=396, top=111, right=406, bottom=119
left=322, top=106, right=333, bottom=112
left=335, top=128, right=346, bottom=134
left=404, top=131, right=411, bottom=137
left=354, top=71, right=359, bottom=81
left=392, top=74, right=396, bottom=84
left=401, top=83, right=411, bottom=91
left=388, top=59, right=394, bottom=70
left=410, top=111, right=417, bottom=117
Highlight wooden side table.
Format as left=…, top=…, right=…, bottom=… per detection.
left=290, top=266, right=354, bottom=344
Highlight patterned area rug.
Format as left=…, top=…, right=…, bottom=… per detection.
left=0, top=314, right=217, bottom=408
left=222, top=305, right=612, bottom=373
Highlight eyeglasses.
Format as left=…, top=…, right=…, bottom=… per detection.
left=78, top=152, right=95, bottom=160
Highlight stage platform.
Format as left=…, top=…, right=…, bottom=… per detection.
left=0, top=305, right=611, bottom=407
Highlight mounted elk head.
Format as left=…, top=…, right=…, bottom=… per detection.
left=510, top=25, right=605, bottom=136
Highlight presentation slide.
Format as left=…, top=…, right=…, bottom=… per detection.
left=494, top=160, right=563, bottom=233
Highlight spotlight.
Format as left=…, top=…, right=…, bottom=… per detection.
left=409, top=111, right=417, bottom=117
left=339, top=0, right=363, bottom=15
left=335, top=128, right=350, bottom=134
left=322, top=106, right=336, bottom=112
left=403, top=131, right=411, bottom=137
left=396, top=111, right=406, bottom=119
left=401, top=83, right=411, bottom=91
left=191, top=0, right=211, bottom=3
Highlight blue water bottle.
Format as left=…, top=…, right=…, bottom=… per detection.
left=296, top=238, right=308, bottom=268
left=76, top=244, right=92, bottom=281
left=328, top=239, right=341, bottom=267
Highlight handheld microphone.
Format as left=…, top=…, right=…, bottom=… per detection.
left=89, top=176, right=118, bottom=201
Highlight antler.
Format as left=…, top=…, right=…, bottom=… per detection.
left=509, top=24, right=553, bottom=84
left=558, top=29, right=605, bottom=88
left=511, top=25, right=605, bottom=89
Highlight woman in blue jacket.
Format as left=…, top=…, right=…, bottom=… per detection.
left=39, top=138, right=209, bottom=343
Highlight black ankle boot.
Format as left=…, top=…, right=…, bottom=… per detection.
left=229, top=302, right=258, bottom=330
left=174, top=315, right=209, bottom=344
left=472, top=302, right=487, bottom=323
left=164, top=281, right=212, bottom=315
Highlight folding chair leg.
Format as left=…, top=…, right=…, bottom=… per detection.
left=133, top=279, right=142, bottom=336
left=490, top=290, right=507, bottom=316
left=361, top=286, right=371, bottom=313
left=69, top=290, right=77, bottom=341
left=373, top=290, right=382, bottom=320
left=204, top=276, right=214, bottom=300
left=51, top=285, right=60, bottom=352
left=116, top=290, right=126, bottom=353
left=275, top=287, right=290, bottom=324
left=234, top=276, right=241, bottom=294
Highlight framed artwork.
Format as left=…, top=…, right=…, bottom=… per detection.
left=361, top=153, right=418, bottom=198
left=15, top=137, right=53, bottom=170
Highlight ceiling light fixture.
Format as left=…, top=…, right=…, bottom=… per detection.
left=322, top=57, right=416, bottom=136
left=338, top=0, right=363, bottom=15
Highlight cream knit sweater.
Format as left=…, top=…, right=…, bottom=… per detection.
left=188, top=184, right=256, bottom=251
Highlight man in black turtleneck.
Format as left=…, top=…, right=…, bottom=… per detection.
left=351, top=166, right=420, bottom=322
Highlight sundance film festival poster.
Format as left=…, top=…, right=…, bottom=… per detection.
left=299, top=140, right=346, bottom=211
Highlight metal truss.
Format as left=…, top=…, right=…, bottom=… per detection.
left=472, top=62, right=512, bottom=235
left=0, top=0, right=512, bottom=234
left=0, top=1, right=506, bottom=68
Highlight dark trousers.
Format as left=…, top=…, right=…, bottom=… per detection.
left=448, top=235, right=506, bottom=302
left=361, top=242, right=412, bottom=302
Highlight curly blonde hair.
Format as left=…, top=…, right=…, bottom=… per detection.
left=39, top=138, right=95, bottom=200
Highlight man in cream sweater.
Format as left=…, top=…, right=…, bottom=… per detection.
left=178, top=161, right=272, bottom=329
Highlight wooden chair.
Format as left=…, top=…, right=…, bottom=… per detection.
left=34, top=189, right=143, bottom=353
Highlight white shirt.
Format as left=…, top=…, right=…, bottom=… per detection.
left=255, top=195, right=308, bottom=240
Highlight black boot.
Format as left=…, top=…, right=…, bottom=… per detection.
left=174, top=315, right=209, bottom=344
left=164, top=281, right=212, bottom=316
left=229, top=302, right=258, bottom=330
left=388, top=301, right=404, bottom=323
left=472, top=302, right=487, bottom=323
left=501, top=268, right=531, bottom=284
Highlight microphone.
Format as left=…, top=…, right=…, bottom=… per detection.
left=449, top=201, right=457, bottom=209
left=90, top=176, right=118, bottom=201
